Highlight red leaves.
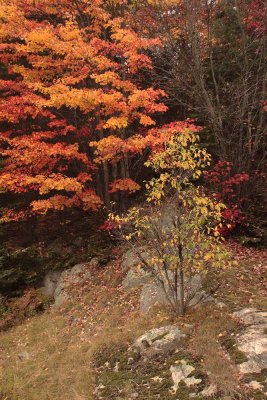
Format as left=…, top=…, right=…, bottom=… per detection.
left=204, top=160, right=250, bottom=235
left=243, top=0, right=266, bottom=37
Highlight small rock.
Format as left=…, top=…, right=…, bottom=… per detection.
left=114, top=361, right=119, bottom=372
left=132, top=325, right=186, bottom=358
left=246, top=380, right=264, bottom=391
left=200, top=383, right=217, bottom=397
left=127, top=357, right=134, bottom=365
left=170, top=360, right=202, bottom=393
left=151, top=376, right=163, bottom=382
left=18, top=351, right=32, bottom=361
left=213, top=299, right=226, bottom=308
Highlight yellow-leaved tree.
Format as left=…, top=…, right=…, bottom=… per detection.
left=109, top=124, right=236, bottom=315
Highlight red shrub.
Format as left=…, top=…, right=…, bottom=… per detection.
left=204, top=160, right=250, bottom=235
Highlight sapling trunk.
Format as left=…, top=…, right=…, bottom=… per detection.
left=178, top=243, right=185, bottom=316
left=179, top=268, right=185, bottom=316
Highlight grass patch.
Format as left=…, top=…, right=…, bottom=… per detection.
left=0, top=312, right=95, bottom=400
left=188, top=305, right=242, bottom=397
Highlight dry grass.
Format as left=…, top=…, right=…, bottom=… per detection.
left=0, top=262, right=163, bottom=400
left=0, top=312, right=95, bottom=400
left=188, top=306, right=241, bottom=396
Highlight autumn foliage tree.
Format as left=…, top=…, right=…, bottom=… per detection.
left=0, top=0, right=168, bottom=221
left=0, top=0, right=265, bottom=228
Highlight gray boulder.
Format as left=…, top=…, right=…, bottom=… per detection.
left=122, top=268, right=150, bottom=290
left=40, top=270, right=61, bottom=298
left=40, top=258, right=98, bottom=307
left=121, top=249, right=140, bottom=271
left=121, top=248, right=150, bottom=271
left=234, top=308, right=267, bottom=326
left=132, top=325, right=186, bottom=358
left=54, top=260, right=97, bottom=307
left=140, top=275, right=204, bottom=313
left=233, top=308, right=267, bottom=374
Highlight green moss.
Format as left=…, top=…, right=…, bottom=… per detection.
left=94, top=341, right=208, bottom=400
left=220, top=335, right=248, bottom=364
left=242, top=369, right=267, bottom=385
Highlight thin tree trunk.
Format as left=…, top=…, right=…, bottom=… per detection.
left=103, top=161, right=110, bottom=207
left=112, top=162, right=119, bottom=206
left=178, top=243, right=185, bottom=315
left=98, top=128, right=110, bottom=207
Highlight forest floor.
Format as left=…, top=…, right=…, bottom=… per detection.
left=0, top=241, right=266, bottom=400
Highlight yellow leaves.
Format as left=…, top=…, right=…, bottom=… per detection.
left=92, top=71, right=120, bottom=86
left=20, top=28, right=57, bottom=53
left=146, top=173, right=170, bottom=203
left=90, top=136, right=126, bottom=163
left=104, top=116, right=128, bottom=129
left=44, top=85, right=102, bottom=111
left=37, top=175, right=83, bottom=195
left=0, top=173, right=84, bottom=196
left=204, top=252, right=213, bottom=261
left=58, top=23, right=82, bottom=42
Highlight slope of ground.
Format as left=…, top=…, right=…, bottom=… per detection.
left=0, top=243, right=266, bottom=400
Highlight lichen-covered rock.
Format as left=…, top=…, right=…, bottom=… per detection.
left=170, top=360, right=202, bottom=393
left=132, top=325, right=186, bottom=358
left=233, top=308, right=267, bottom=374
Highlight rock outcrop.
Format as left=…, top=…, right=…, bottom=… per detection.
left=233, top=308, right=267, bottom=374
